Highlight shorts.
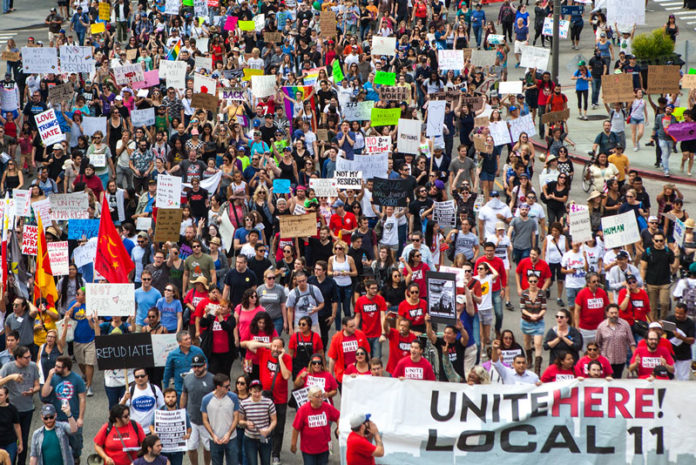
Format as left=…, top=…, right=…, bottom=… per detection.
left=521, top=319, right=545, bottom=336
left=74, top=341, right=96, bottom=365
left=514, top=40, right=526, bottom=54
left=549, top=262, right=563, bottom=282
left=478, top=307, right=494, bottom=326
left=630, top=117, right=644, bottom=125
left=512, top=248, right=530, bottom=263
left=187, top=423, right=211, bottom=451
left=479, top=171, right=496, bottom=182
left=57, top=0, right=68, bottom=5
left=1, top=110, right=18, bottom=120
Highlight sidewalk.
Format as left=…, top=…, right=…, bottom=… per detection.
left=1, top=0, right=54, bottom=30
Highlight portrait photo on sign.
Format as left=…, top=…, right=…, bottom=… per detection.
left=426, top=272, right=457, bottom=325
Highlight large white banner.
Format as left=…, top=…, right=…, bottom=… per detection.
left=601, top=211, right=641, bottom=248
left=340, top=377, right=696, bottom=465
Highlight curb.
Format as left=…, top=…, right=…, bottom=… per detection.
left=6, top=23, right=46, bottom=31
left=531, top=139, right=696, bottom=187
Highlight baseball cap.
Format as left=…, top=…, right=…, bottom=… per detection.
left=490, top=190, right=500, bottom=197
left=519, top=203, right=530, bottom=210
left=648, top=216, right=658, bottom=223
left=689, top=262, right=696, bottom=275
left=191, top=354, right=206, bottom=367
left=616, top=250, right=629, bottom=259
left=332, top=199, right=345, bottom=208
left=249, top=379, right=262, bottom=389
left=53, top=143, right=63, bottom=150
left=41, top=404, right=57, bottom=417
left=648, top=322, right=663, bottom=329
left=495, top=221, right=506, bottom=230
left=349, top=413, right=371, bottom=429
left=434, top=180, right=445, bottom=190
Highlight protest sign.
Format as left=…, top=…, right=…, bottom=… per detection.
left=568, top=203, right=593, bottom=242
left=374, top=71, right=396, bottom=86
left=131, top=108, right=156, bottom=128
left=264, top=31, right=283, bottom=43
left=22, top=47, right=59, bottom=74
left=32, top=199, right=51, bottom=227
left=461, top=96, right=485, bottom=112
left=242, top=68, right=263, bottom=81
left=196, top=38, right=209, bottom=53
left=47, top=83, right=74, bottom=106
left=665, top=122, right=696, bottom=141
left=59, top=45, right=94, bottom=73
left=336, top=153, right=388, bottom=180
left=541, top=108, right=570, bottom=124
left=309, top=178, right=338, bottom=197
left=273, top=179, right=291, bottom=194
left=487, top=34, right=506, bottom=45
left=90, top=22, right=105, bottom=34
left=426, top=271, right=457, bottom=326
left=433, top=200, right=457, bottom=229
left=125, top=49, right=137, bottom=61
left=674, top=218, right=686, bottom=247
left=89, top=151, right=106, bottom=168
left=682, top=74, right=696, bottom=89
left=13, top=190, right=31, bottom=217
left=47, top=241, right=69, bottom=276
left=509, top=114, right=537, bottom=141
left=473, top=134, right=491, bottom=152
left=0, top=88, right=17, bottom=111
left=95, top=333, right=153, bottom=370
left=251, top=75, right=276, bottom=98
left=474, top=116, right=490, bottom=127
left=489, top=121, right=512, bottom=146
left=601, top=211, right=641, bottom=248
left=82, top=117, right=107, bottom=137
left=193, top=0, right=208, bottom=17
left=364, top=136, right=391, bottom=154
left=193, top=73, right=216, bottom=95
left=36, top=109, right=63, bottom=146
left=165, top=0, right=180, bottom=14
left=154, top=208, right=183, bottom=242
left=344, top=101, right=375, bottom=121
left=291, top=387, right=310, bottom=408
left=152, top=334, right=178, bottom=367
left=194, top=56, right=213, bottom=71
left=427, top=100, right=446, bottom=138
left=340, top=376, right=695, bottom=465
left=238, top=20, right=255, bottom=31
left=372, top=178, right=409, bottom=207
left=223, top=15, right=237, bottom=31
left=607, top=0, right=645, bottom=27
left=279, top=214, right=317, bottom=238
left=136, top=217, right=152, bottom=231
left=334, top=171, right=362, bottom=189
left=68, top=219, right=100, bottom=240
left=370, top=108, right=401, bottom=127
left=397, top=118, right=421, bottom=155
left=471, top=50, right=497, bottom=67
left=378, top=86, right=409, bottom=101
left=371, top=36, right=396, bottom=56
left=86, top=283, right=136, bottom=318
left=50, top=193, right=89, bottom=221
left=98, top=2, right=110, bottom=20
left=1, top=50, right=19, bottom=61
left=155, top=409, right=188, bottom=453
left=542, top=17, right=569, bottom=38
left=73, top=238, right=97, bottom=268
left=21, top=225, right=38, bottom=256
left=156, top=175, right=182, bottom=208
left=160, top=61, right=187, bottom=88
left=602, top=74, right=634, bottom=103
left=191, top=92, right=219, bottom=112
left=253, top=14, right=265, bottom=31
left=438, top=49, right=464, bottom=70
left=498, top=81, right=523, bottom=95
left=319, top=11, right=337, bottom=38
left=221, top=87, right=246, bottom=100
left=113, top=63, right=145, bottom=86
left=520, top=46, right=550, bottom=69
left=647, top=65, right=681, bottom=94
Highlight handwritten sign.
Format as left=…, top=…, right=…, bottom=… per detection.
left=569, top=204, right=592, bottom=243
left=372, top=178, right=409, bottom=207
left=21, top=225, right=38, bottom=256
left=344, top=101, right=374, bottom=121
left=601, top=211, right=641, bottom=248
left=509, top=114, right=537, bottom=141
left=113, top=63, right=145, bottom=86
left=519, top=46, right=550, bottom=70
left=86, top=283, right=136, bottom=317
left=602, top=74, right=634, bottom=103
left=190, top=92, right=219, bottom=112
left=647, top=65, right=681, bottom=94
left=13, top=190, right=31, bottom=217
left=22, top=47, right=59, bottom=74
left=397, top=118, right=421, bottom=155
left=59, top=46, right=94, bottom=73
left=47, top=241, right=69, bottom=276
left=371, top=36, right=396, bottom=56
left=156, top=175, right=182, bottom=208
left=98, top=2, right=110, bottom=20
left=364, top=136, right=391, bottom=154
left=47, top=83, right=74, bottom=106
left=131, top=108, right=156, bottom=128
left=36, top=109, right=64, bottom=146
left=370, top=108, right=401, bottom=127
left=50, top=193, right=89, bottom=221
left=309, top=178, right=337, bottom=197
left=132, top=70, right=160, bottom=90
left=68, top=219, right=100, bottom=240
left=334, top=171, right=362, bottom=190
left=378, top=86, right=409, bottom=101
left=154, top=208, right=183, bottom=243
left=438, top=50, right=464, bottom=70
left=251, top=75, right=276, bottom=98
left=541, top=108, right=570, bottom=124
left=374, top=71, right=396, bottom=86
left=279, top=214, right=317, bottom=238
left=319, top=11, right=337, bottom=38
left=471, top=50, right=497, bottom=67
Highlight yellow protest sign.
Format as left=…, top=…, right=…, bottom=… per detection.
left=238, top=20, right=255, bottom=31
left=98, top=2, right=110, bottom=21
left=242, top=68, right=263, bottom=81
left=91, top=22, right=105, bottom=34
left=370, top=108, right=401, bottom=127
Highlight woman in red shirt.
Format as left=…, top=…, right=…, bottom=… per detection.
left=290, top=386, right=340, bottom=462
left=403, top=249, right=430, bottom=298
left=240, top=310, right=277, bottom=380
left=541, top=350, right=577, bottom=382
left=293, top=354, right=339, bottom=404
left=574, top=342, right=613, bottom=377
left=617, top=276, right=650, bottom=338
left=288, top=316, right=323, bottom=377
left=397, top=283, right=428, bottom=333
left=94, top=405, right=146, bottom=465
left=344, top=348, right=372, bottom=376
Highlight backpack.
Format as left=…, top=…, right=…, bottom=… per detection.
left=682, top=281, right=696, bottom=318
left=129, top=382, right=160, bottom=405
left=501, top=6, right=515, bottom=22
left=291, top=284, right=321, bottom=307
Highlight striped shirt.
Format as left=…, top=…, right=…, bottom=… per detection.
left=239, top=397, right=276, bottom=439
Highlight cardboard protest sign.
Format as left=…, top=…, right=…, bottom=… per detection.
left=191, top=92, right=219, bottom=112
left=372, top=178, right=409, bottom=207
left=309, top=178, right=338, bottom=197
left=95, top=333, right=153, bottom=370
left=519, top=46, right=550, bottom=70
left=50, top=193, right=89, bottom=221
left=153, top=208, right=182, bottom=243
left=568, top=204, right=593, bottom=242
left=68, top=219, right=100, bottom=240
left=541, top=108, right=570, bottom=124
left=682, top=74, right=696, bottom=89
left=602, top=74, right=634, bottom=103
left=155, top=409, right=188, bottom=453
left=263, top=31, right=283, bottom=43
left=461, top=96, right=485, bottom=112
left=334, top=171, right=362, bottom=189
left=647, top=65, right=681, bottom=94
left=1, top=50, right=19, bottom=61
left=36, top=109, right=64, bottom=146
left=21, top=225, right=38, bottom=256
left=370, top=108, right=401, bottom=127
left=22, top=47, right=59, bottom=74
left=378, top=86, right=409, bottom=101
left=47, top=241, right=70, bottom=276
left=601, top=211, right=641, bottom=248
left=364, top=136, right=391, bottom=154
left=433, top=200, right=457, bottom=229
left=319, top=11, right=337, bottom=38
left=279, top=214, right=317, bottom=238
left=156, top=175, right=182, bottom=208
left=397, top=118, right=421, bottom=155
left=131, top=108, right=156, bottom=128
left=126, top=49, right=137, bottom=61
left=426, top=271, right=457, bottom=326
left=86, top=282, right=136, bottom=317
left=47, top=83, right=74, bottom=106
left=371, top=36, right=396, bottom=56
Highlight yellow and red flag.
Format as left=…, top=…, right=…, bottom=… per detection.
left=34, top=214, right=58, bottom=307
left=95, top=196, right=134, bottom=283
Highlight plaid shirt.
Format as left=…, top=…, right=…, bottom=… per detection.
left=595, top=318, right=636, bottom=364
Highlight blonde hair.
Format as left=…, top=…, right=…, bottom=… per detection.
left=333, top=240, right=348, bottom=253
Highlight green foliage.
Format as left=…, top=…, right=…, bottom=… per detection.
left=632, top=29, right=676, bottom=60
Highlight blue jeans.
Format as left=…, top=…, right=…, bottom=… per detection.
left=473, top=27, right=483, bottom=46
left=210, top=437, right=238, bottom=465
left=334, top=285, right=353, bottom=331
left=659, top=139, right=673, bottom=174
left=591, top=78, right=602, bottom=106
left=367, top=337, right=382, bottom=360
left=472, top=312, right=481, bottom=359
left=235, top=428, right=248, bottom=465
left=69, top=426, right=83, bottom=459
left=492, top=290, right=503, bottom=334
left=245, top=437, right=272, bottom=465
left=1, top=442, right=17, bottom=464
left=273, top=317, right=284, bottom=337
left=301, top=451, right=329, bottom=465
left=105, top=385, right=125, bottom=410
left=512, top=248, right=530, bottom=263
left=397, top=223, right=408, bottom=257
left=164, top=452, right=184, bottom=465
left=566, top=287, right=582, bottom=308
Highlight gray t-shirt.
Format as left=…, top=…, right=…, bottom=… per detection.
left=257, top=284, right=287, bottom=320
left=510, top=217, right=537, bottom=250
left=454, top=232, right=479, bottom=260
left=5, top=312, right=35, bottom=347
left=182, top=371, right=214, bottom=425
left=448, top=156, right=475, bottom=189
left=0, top=361, right=39, bottom=412
left=286, top=285, right=324, bottom=327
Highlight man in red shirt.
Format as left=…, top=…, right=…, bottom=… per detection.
left=515, top=247, right=552, bottom=294
left=574, top=272, right=610, bottom=350
left=629, top=329, right=675, bottom=378
left=346, top=414, right=384, bottom=465
left=354, top=280, right=387, bottom=359
left=193, top=285, right=223, bottom=341
left=327, top=316, right=370, bottom=384
left=392, top=339, right=436, bottom=380
left=617, top=274, right=651, bottom=326
left=475, top=242, right=507, bottom=338
left=381, top=317, right=417, bottom=374
left=328, top=199, right=357, bottom=245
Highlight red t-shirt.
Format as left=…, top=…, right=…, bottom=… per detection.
left=617, top=288, right=650, bottom=326
left=94, top=421, right=146, bottom=465
left=292, top=401, right=341, bottom=454
left=630, top=345, right=674, bottom=378
left=355, top=295, right=387, bottom=338
left=392, top=356, right=436, bottom=380
left=329, top=212, right=357, bottom=244
left=296, top=368, right=339, bottom=402
left=398, top=299, right=427, bottom=328
left=288, top=331, right=324, bottom=359
left=185, top=289, right=209, bottom=324
left=346, top=431, right=377, bottom=465
left=516, top=258, right=552, bottom=290
left=210, top=314, right=235, bottom=354
left=338, top=333, right=360, bottom=366
left=344, top=364, right=372, bottom=376
left=244, top=330, right=278, bottom=363
left=258, top=347, right=291, bottom=404
left=540, top=364, right=576, bottom=383
left=409, top=262, right=430, bottom=297
left=386, top=328, right=417, bottom=373
left=574, top=355, right=614, bottom=377
left=575, top=287, right=609, bottom=330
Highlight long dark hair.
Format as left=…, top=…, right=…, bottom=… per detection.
left=137, top=434, right=161, bottom=457
left=59, top=265, right=84, bottom=309
left=250, top=311, right=273, bottom=335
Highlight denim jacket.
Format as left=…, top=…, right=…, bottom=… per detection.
left=30, top=423, right=75, bottom=465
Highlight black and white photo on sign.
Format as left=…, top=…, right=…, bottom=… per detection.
left=426, top=272, right=457, bottom=325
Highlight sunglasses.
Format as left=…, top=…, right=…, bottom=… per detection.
left=134, top=374, right=147, bottom=379
left=311, top=360, right=322, bottom=365
left=43, top=415, right=56, bottom=420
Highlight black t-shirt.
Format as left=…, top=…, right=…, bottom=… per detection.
left=545, top=181, right=569, bottom=212
left=434, top=336, right=466, bottom=381
left=186, top=187, right=208, bottom=219
left=308, top=275, right=339, bottom=317
left=409, top=197, right=434, bottom=233
left=0, top=404, right=19, bottom=442
left=224, top=268, right=258, bottom=307
left=664, top=316, right=696, bottom=361
left=248, top=256, right=272, bottom=286
left=259, top=124, right=276, bottom=146
left=381, top=282, right=407, bottom=308
left=641, top=247, right=675, bottom=285
left=307, top=237, right=333, bottom=267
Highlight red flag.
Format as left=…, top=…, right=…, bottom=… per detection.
left=95, top=196, right=134, bottom=283
left=34, top=214, right=58, bottom=308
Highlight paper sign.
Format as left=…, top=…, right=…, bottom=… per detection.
left=193, top=73, right=217, bottom=95
left=114, top=63, right=145, bottom=86
left=154, top=208, right=183, bottom=242
left=489, top=121, right=512, bottom=146
left=607, top=0, right=645, bottom=27
left=602, top=74, right=634, bottom=103
left=136, top=217, right=152, bottom=231
left=81, top=117, right=106, bottom=138
left=509, top=114, right=537, bottom=141
left=264, top=31, right=282, bottom=43
left=156, top=175, right=182, bottom=208
left=370, top=108, right=401, bottom=127
left=125, top=49, right=137, bottom=61
left=487, top=34, right=506, bottom=45
left=21, top=225, right=38, bottom=256
left=279, top=214, right=317, bottom=238
left=542, top=18, right=569, bottom=39
left=238, top=20, right=255, bottom=31
left=251, top=75, right=276, bottom=98
left=155, top=408, right=187, bottom=452
left=132, top=70, right=160, bottom=89
left=433, top=200, right=457, bottom=228
left=95, top=333, right=153, bottom=369
left=397, top=118, right=421, bottom=155
left=165, top=0, right=180, bottom=14
left=221, top=87, right=246, bottom=101
left=273, top=178, right=291, bottom=194
left=242, top=68, right=263, bottom=81
left=91, top=22, right=106, bottom=34
left=194, top=0, right=208, bottom=17
left=47, top=241, right=70, bottom=276
left=374, top=71, right=396, bottom=86
left=152, top=333, right=178, bottom=367
left=498, top=81, right=523, bottom=95
left=335, top=153, right=388, bottom=180
left=0, top=88, right=17, bottom=111
left=32, top=199, right=51, bottom=228
left=99, top=2, right=110, bottom=20
left=438, top=49, right=464, bottom=70
left=371, top=36, right=396, bottom=56
left=344, top=101, right=374, bottom=121
left=309, top=178, right=338, bottom=197
left=253, top=14, right=265, bottom=31
left=59, top=46, right=94, bottom=73
left=520, top=46, right=550, bottom=70
left=131, top=108, right=156, bottom=128
left=647, top=65, right=681, bottom=94
left=22, top=47, right=59, bottom=74
left=74, top=237, right=98, bottom=268
left=364, top=136, right=391, bottom=154
left=224, top=15, right=238, bottom=31
left=68, top=219, right=100, bottom=240
left=36, top=109, right=64, bottom=146
left=160, top=61, right=187, bottom=89
left=569, top=204, right=593, bottom=242
left=601, top=211, right=641, bottom=248
left=50, top=192, right=89, bottom=221
left=13, top=190, right=31, bottom=217
left=471, top=50, right=497, bottom=67
left=334, top=171, right=362, bottom=190
left=86, top=283, right=136, bottom=317
left=426, top=100, right=446, bottom=138
left=194, top=56, right=213, bottom=71
left=47, top=83, right=74, bottom=106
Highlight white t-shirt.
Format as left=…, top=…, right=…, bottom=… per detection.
left=561, top=250, right=587, bottom=288
left=380, top=215, right=399, bottom=246
left=475, top=274, right=494, bottom=310
left=127, top=383, right=165, bottom=429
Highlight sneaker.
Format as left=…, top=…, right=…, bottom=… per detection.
left=633, top=146, right=639, bottom=152
left=505, top=300, right=514, bottom=311
left=665, top=173, right=671, bottom=178
left=591, top=104, right=598, bottom=109
left=86, top=386, right=94, bottom=397
left=272, top=458, right=281, bottom=465
left=556, top=298, right=565, bottom=307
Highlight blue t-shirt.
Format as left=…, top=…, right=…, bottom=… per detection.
left=69, top=301, right=94, bottom=343
left=50, top=371, right=86, bottom=421
left=156, top=297, right=183, bottom=332
left=573, top=69, right=590, bottom=91
left=135, top=287, right=163, bottom=326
